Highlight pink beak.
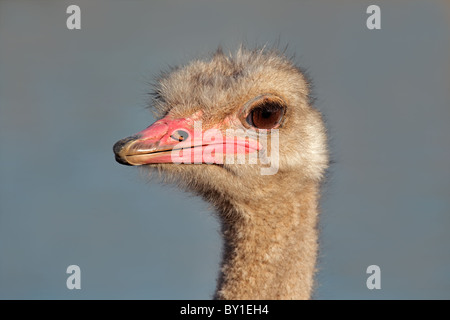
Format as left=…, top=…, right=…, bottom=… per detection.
left=113, top=115, right=260, bottom=166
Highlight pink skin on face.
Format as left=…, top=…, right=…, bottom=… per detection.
left=114, top=114, right=261, bottom=166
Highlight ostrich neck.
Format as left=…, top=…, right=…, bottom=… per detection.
left=214, top=181, right=320, bottom=300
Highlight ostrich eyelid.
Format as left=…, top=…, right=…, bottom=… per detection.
left=240, top=94, right=287, bottom=130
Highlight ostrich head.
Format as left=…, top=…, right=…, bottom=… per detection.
left=113, top=47, right=328, bottom=212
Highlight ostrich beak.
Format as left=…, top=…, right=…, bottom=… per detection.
left=113, top=115, right=260, bottom=166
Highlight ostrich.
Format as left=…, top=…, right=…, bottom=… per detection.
left=113, top=47, right=329, bottom=299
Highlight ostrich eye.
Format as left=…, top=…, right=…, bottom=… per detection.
left=246, top=99, right=286, bottom=129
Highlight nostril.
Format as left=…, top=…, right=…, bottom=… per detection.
left=170, top=130, right=189, bottom=142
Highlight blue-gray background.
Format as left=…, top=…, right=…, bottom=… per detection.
left=0, top=0, right=449, bottom=299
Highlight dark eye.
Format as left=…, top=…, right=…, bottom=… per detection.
left=246, top=100, right=285, bottom=129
